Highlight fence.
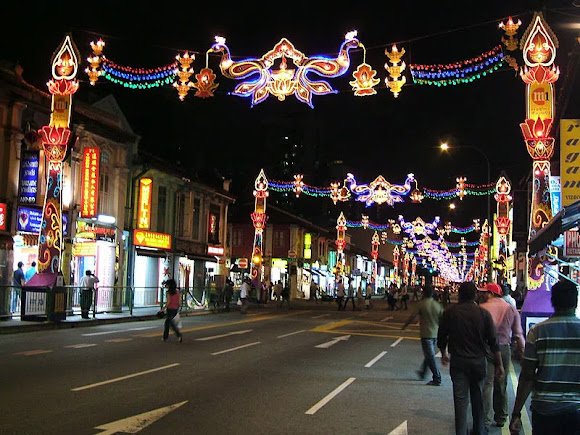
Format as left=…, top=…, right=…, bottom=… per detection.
left=0, top=285, right=214, bottom=320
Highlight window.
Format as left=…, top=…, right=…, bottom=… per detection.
left=208, top=204, right=221, bottom=244
left=232, top=229, right=242, bottom=247
left=157, top=186, right=167, bottom=232
left=175, top=193, right=185, bottom=236
left=192, top=197, right=201, bottom=240
left=97, top=150, right=111, bottom=215
left=273, top=230, right=285, bottom=248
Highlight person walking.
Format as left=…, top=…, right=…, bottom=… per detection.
left=79, top=270, right=99, bottom=319
left=479, top=282, right=525, bottom=429
left=11, top=261, right=25, bottom=314
left=400, top=284, right=409, bottom=310
left=223, top=278, right=234, bottom=312
left=437, top=281, right=504, bottom=435
left=365, top=282, right=373, bottom=309
left=280, top=282, right=290, bottom=309
left=273, top=280, right=283, bottom=302
left=336, top=279, right=345, bottom=310
left=501, top=283, right=517, bottom=309
left=24, top=261, right=37, bottom=283
left=402, top=284, right=444, bottom=386
left=509, top=279, right=580, bottom=435
left=344, top=279, right=356, bottom=311
left=162, top=278, right=182, bottom=342
left=239, top=277, right=251, bottom=314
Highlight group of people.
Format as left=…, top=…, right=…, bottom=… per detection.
left=386, top=282, right=412, bottom=311
left=10, top=261, right=37, bottom=313
left=403, top=279, right=579, bottom=435
left=335, top=278, right=373, bottom=311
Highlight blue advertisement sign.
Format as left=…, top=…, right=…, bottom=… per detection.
left=18, top=151, right=39, bottom=204
left=549, top=175, right=561, bottom=216
left=17, top=205, right=69, bottom=236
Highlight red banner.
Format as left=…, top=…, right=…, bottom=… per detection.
left=80, top=147, right=100, bottom=218
left=0, top=203, right=6, bottom=231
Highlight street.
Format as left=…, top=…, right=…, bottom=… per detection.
left=0, top=303, right=529, bottom=435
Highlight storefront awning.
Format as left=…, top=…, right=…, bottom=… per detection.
left=528, top=199, right=580, bottom=255
left=186, top=253, right=218, bottom=263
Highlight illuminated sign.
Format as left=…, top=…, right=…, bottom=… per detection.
left=527, top=83, right=553, bottom=121
left=80, top=146, right=100, bottom=218
left=137, top=178, right=153, bottom=229
left=18, top=151, right=39, bottom=204
left=17, top=206, right=43, bottom=233
left=75, top=220, right=116, bottom=243
left=72, top=242, right=96, bottom=257
left=133, top=229, right=171, bottom=250
left=560, top=120, right=580, bottom=207
left=564, top=230, right=580, bottom=257
left=207, top=245, right=224, bottom=256
left=0, top=203, right=6, bottom=231
left=303, top=233, right=312, bottom=260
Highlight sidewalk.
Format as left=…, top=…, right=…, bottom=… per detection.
left=0, top=296, right=402, bottom=335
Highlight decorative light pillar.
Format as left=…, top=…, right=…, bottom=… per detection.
left=519, top=13, right=559, bottom=311
left=335, top=212, right=347, bottom=278
left=494, top=176, right=513, bottom=282
left=370, top=231, right=379, bottom=288
left=250, top=169, right=268, bottom=284
left=403, top=252, right=410, bottom=285
left=410, top=255, right=417, bottom=285
left=37, top=35, right=80, bottom=273
left=392, top=245, right=400, bottom=286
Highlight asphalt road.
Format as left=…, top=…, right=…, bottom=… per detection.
left=0, top=302, right=530, bottom=435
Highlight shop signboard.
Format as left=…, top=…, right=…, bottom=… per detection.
left=16, top=205, right=43, bottom=233
left=137, top=178, right=153, bottom=229
left=564, top=230, right=580, bottom=257
left=0, top=203, right=6, bottom=231
left=288, top=250, right=297, bottom=258
left=560, top=119, right=580, bottom=207
left=80, top=146, right=100, bottom=218
left=18, top=150, right=39, bottom=204
left=75, top=220, right=116, bottom=243
left=207, top=245, right=224, bottom=256
left=133, top=229, right=171, bottom=250
left=72, top=242, right=96, bottom=256
left=237, top=258, right=248, bottom=269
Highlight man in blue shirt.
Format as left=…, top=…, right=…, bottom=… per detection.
left=24, top=261, right=37, bottom=283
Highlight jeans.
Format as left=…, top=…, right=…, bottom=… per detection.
left=532, top=408, right=580, bottom=434
left=10, top=288, right=21, bottom=313
left=483, top=344, right=511, bottom=426
left=163, top=308, right=182, bottom=340
left=450, top=356, right=487, bottom=435
left=419, top=338, right=441, bottom=383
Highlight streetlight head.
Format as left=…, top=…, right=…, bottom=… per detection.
left=440, top=142, right=449, bottom=151
left=449, top=203, right=456, bottom=210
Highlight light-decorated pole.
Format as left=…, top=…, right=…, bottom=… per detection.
left=250, top=170, right=268, bottom=286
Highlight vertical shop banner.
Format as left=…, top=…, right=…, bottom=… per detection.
left=548, top=175, right=561, bottom=216
left=80, top=147, right=100, bottom=218
left=560, top=119, right=580, bottom=207
left=0, top=203, right=7, bottom=230
left=18, top=151, right=39, bottom=204
left=137, top=178, right=153, bottom=229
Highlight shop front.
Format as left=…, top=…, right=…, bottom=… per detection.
left=133, top=229, right=172, bottom=308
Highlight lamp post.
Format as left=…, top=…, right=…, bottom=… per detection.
left=440, top=142, right=492, bottom=282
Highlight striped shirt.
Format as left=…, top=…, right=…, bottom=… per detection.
left=523, top=313, right=580, bottom=414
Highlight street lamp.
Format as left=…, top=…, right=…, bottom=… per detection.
left=440, top=141, right=492, bottom=282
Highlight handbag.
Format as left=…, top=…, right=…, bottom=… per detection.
left=174, top=313, right=182, bottom=329
left=156, top=310, right=166, bottom=319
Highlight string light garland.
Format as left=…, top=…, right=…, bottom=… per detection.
left=410, top=45, right=505, bottom=86
left=101, top=58, right=177, bottom=89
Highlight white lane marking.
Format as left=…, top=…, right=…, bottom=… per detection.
left=390, top=337, right=404, bottom=347
left=315, top=335, right=351, bottom=349
left=13, top=349, right=53, bottom=356
left=82, top=326, right=156, bottom=336
left=365, top=351, right=388, bottom=368
left=195, top=329, right=252, bottom=341
left=65, top=344, right=97, bottom=349
left=508, top=361, right=531, bottom=434
left=381, top=316, right=393, bottom=322
left=211, top=342, right=261, bottom=355
left=94, top=401, right=188, bottom=435
left=388, top=420, right=408, bottom=435
left=277, top=330, right=306, bottom=338
left=105, top=338, right=133, bottom=343
left=305, top=377, right=356, bottom=415
left=312, top=314, right=330, bottom=319
left=71, top=363, right=180, bottom=391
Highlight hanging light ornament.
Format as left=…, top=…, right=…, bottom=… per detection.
left=456, top=176, right=467, bottom=200
left=193, top=50, right=219, bottom=98
left=361, top=214, right=369, bottom=229
left=173, top=52, right=195, bottom=101
left=293, top=174, right=304, bottom=197
left=499, top=16, right=522, bottom=71
left=384, top=44, right=406, bottom=98
left=350, top=43, right=380, bottom=96
left=85, top=38, right=105, bottom=85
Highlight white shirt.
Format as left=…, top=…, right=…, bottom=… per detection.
left=240, top=282, right=251, bottom=299
left=503, top=294, right=517, bottom=308
left=80, top=274, right=99, bottom=289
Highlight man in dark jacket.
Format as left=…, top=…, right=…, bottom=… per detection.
left=437, top=281, right=504, bottom=435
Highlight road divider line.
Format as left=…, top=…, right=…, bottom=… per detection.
left=195, top=330, right=252, bottom=341
left=365, top=351, right=388, bottom=368
left=71, top=363, right=180, bottom=391
left=211, top=341, right=261, bottom=355
left=312, top=314, right=331, bottom=319
left=105, top=338, right=133, bottom=343
left=277, top=330, right=306, bottom=338
left=305, top=377, right=356, bottom=415
left=381, top=316, right=393, bottom=322
left=82, top=326, right=156, bottom=337
left=13, top=349, right=52, bottom=356
left=64, top=344, right=97, bottom=349
left=390, top=337, right=404, bottom=347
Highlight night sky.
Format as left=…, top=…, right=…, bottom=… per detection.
left=2, top=1, right=579, bottom=231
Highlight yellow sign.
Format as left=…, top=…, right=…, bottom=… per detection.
left=560, top=119, right=580, bottom=207
left=50, top=94, right=72, bottom=128
left=72, top=242, right=96, bottom=257
left=137, top=178, right=153, bottom=229
left=133, top=229, right=171, bottom=250
left=527, top=83, right=553, bottom=121
left=80, top=146, right=100, bottom=218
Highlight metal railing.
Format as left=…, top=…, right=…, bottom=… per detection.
left=0, top=285, right=216, bottom=320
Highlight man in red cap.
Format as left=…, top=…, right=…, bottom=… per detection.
left=479, top=282, right=525, bottom=429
